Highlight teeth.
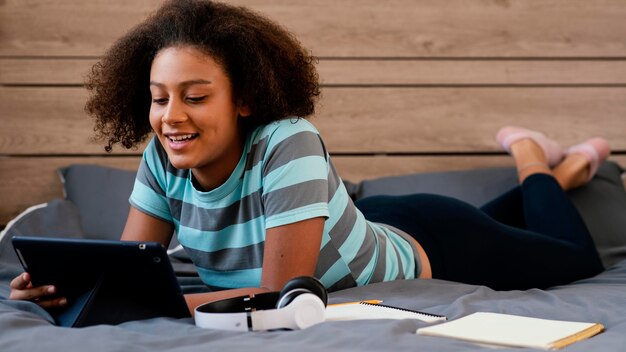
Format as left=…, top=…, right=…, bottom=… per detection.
left=169, top=134, right=195, bottom=141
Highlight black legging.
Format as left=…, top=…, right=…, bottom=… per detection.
left=355, top=173, right=604, bottom=290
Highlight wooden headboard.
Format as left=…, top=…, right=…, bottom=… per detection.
left=1, top=0, right=625, bottom=227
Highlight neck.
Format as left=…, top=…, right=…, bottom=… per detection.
left=191, top=133, right=245, bottom=192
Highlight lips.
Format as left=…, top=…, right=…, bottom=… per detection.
left=166, top=133, right=199, bottom=143
left=163, top=132, right=199, bottom=150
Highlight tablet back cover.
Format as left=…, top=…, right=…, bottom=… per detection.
left=12, top=236, right=190, bottom=327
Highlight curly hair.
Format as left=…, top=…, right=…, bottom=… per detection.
left=85, top=0, right=320, bottom=151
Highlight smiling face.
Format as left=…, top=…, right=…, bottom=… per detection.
left=149, top=46, right=251, bottom=190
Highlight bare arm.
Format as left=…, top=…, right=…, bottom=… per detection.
left=184, top=216, right=325, bottom=313
left=120, top=207, right=174, bottom=246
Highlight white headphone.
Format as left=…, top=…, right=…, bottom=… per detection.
left=194, top=276, right=328, bottom=331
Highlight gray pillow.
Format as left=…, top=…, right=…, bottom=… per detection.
left=568, top=162, right=626, bottom=268
left=59, top=164, right=136, bottom=241
left=351, top=161, right=626, bottom=268
left=58, top=164, right=183, bottom=251
left=356, top=167, right=518, bottom=206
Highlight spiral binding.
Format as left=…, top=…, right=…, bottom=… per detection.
left=360, top=302, right=445, bottom=319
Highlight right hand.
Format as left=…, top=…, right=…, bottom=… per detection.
left=9, top=272, right=67, bottom=309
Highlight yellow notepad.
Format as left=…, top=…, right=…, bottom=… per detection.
left=416, top=312, right=604, bottom=350
left=326, top=301, right=446, bottom=323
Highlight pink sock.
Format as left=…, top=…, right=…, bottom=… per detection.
left=566, top=138, right=611, bottom=181
left=496, top=126, right=564, bottom=167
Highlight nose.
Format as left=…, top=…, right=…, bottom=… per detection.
left=162, top=100, right=188, bottom=125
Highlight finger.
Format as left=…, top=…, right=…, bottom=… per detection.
left=9, top=284, right=57, bottom=301
left=9, top=272, right=31, bottom=290
left=36, top=297, right=68, bottom=309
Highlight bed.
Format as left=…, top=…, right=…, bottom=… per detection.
left=3, top=1, right=626, bottom=350
left=1, top=161, right=626, bottom=351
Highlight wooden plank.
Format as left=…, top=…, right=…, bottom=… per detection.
left=4, top=58, right=626, bottom=86
left=318, top=60, right=626, bottom=86
left=0, top=58, right=96, bottom=85
left=2, top=86, right=626, bottom=154
left=2, top=0, right=626, bottom=58
left=316, top=87, right=626, bottom=153
left=2, top=155, right=624, bottom=226
left=0, top=0, right=154, bottom=57
left=0, top=87, right=145, bottom=154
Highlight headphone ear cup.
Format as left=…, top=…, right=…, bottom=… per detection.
left=277, top=276, right=328, bottom=309
left=289, top=293, right=326, bottom=329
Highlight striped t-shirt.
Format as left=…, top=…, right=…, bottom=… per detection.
left=130, top=118, right=420, bottom=291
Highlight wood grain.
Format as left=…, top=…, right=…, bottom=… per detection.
left=315, top=87, right=626, bottom=153
left=3, top=86, right=625, bottom=154
left=318, top=60, right=626, bottom=86
left=2, top=0, right=626, bottom=57
left=3, top=58, right=626, bottom=86
left=0, top=87, right=143, bottom=154
left=0, top=59, right=95, bottom=85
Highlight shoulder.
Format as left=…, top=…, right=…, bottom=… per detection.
left=256, top=118, right=321, bottom=143
left=253, top=118, right=324, bottom=154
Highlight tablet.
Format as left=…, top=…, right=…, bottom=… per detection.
left=11, top=236, right=191, bottom=327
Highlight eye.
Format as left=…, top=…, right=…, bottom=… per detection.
left=152, top=98, right=168, bottom=105
left=186, top=96, right=207, bottom=103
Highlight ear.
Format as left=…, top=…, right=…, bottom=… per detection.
left=238, top=103, right=251, bottom=117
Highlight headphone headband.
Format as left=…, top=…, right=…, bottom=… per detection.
left=196, top=292, right=280, bottom=314
left=194, top=276, right=327, bottom=331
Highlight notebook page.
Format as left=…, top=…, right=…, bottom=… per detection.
left=417, top=312, right=602, bottom=350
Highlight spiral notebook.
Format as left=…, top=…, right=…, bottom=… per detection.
left=325, top=301, right=446, bottom=323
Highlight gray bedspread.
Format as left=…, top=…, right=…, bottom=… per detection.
left=1, top=259, right=625, bottom=351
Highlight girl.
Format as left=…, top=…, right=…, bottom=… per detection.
left=10, top=0, right=608, bottom=314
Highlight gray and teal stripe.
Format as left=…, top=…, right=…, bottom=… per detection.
left=129, top=118, right=420, bottom=291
